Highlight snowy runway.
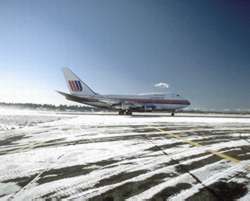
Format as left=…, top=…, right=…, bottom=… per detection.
left=0, top=110, right=250, bottom=200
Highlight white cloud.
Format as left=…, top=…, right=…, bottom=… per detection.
left=154, top=82, right=169, bottom=89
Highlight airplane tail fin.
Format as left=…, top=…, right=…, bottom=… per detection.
left=62, top=67, right=97, bottom=96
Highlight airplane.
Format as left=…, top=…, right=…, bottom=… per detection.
left=57, top=68, right=191, bottom=115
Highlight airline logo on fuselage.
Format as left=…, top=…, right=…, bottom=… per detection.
left=68, top=80, right=83, bottom=91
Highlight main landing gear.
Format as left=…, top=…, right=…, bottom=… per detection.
left=171, top=112, right=175, bottom=116
left=118, top=110, right=132, bottom=115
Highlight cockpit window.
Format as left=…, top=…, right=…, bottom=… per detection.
left=176, top=94, right=180, bottom=97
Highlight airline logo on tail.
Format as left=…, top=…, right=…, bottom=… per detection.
left=68, top=80, right=83, bottom=91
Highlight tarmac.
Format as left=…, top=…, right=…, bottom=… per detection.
left=0, top=110, right=250, bottom=200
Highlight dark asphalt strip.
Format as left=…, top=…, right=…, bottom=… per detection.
left=142, top=134, right=225, bottom=201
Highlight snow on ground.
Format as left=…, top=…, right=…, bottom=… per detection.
left=0, top=110, right=250, bottom=200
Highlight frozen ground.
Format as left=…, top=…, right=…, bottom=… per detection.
left=0, top=109, right=250, bottom=201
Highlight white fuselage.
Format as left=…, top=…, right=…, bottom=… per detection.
left=76, top=93, right=190, bottom=112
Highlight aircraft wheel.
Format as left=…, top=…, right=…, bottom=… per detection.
left=119, top=110, right=125, bottom=115
left=125, top=110, right=132, bottom=115
left=171, top=112, right=175, bottom=116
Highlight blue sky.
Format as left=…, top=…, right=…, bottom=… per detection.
left=0, top=0, right=249, bottom=110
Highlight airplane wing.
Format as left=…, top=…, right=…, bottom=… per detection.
left=57, top=91, right=143, bottom=110
left=110, top=100, right=143, bottom=110
left=96, top=98, right=120, bottom=106
left=85, top=96, right=142, bottom=109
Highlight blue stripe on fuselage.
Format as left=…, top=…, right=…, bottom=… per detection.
left=74, top=80, right=80, bottom=91
left=77, top=81, right=82, bottom=91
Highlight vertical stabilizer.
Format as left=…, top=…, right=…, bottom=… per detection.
left=62, top=68, right=96, bottom=96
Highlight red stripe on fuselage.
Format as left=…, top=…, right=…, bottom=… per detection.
left=120, top=98, right=190, bottom=105
left=72, top=81, right=78, bottom=91
left=68, top=81, right=74, bottom=91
